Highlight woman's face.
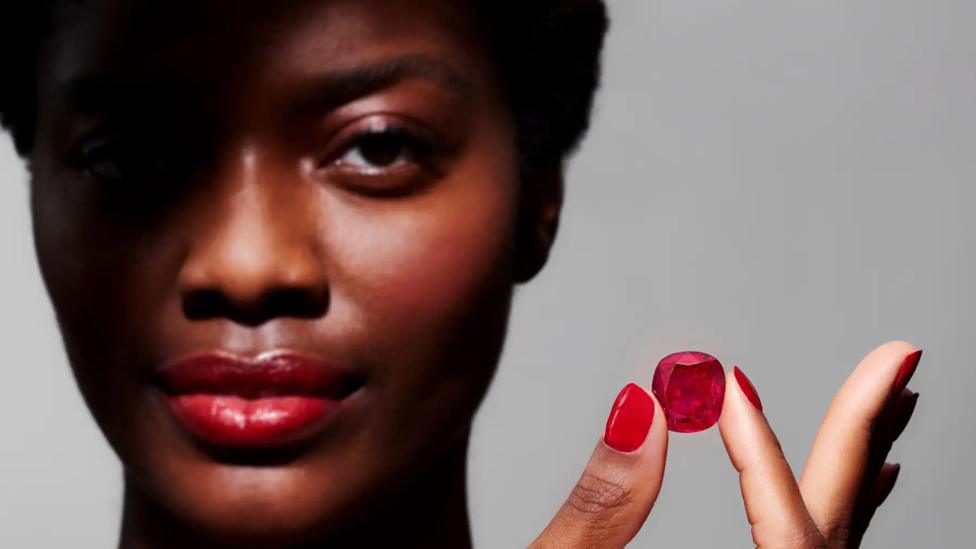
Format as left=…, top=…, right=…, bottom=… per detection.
left=28, top=0, right=539, bottom=543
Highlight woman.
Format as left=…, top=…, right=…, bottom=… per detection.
left=0, top=0, right=921, bottom=547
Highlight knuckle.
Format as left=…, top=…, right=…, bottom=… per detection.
left=753, top=516, right=827, bottom=549
left=758, top=526, right=827, bottom=549
left=819, top=519, right=854, bottom=548
left=824, top=523, right=854, bottom=549
left=821, top=413, right=878, bottom=442
left=566, top=472, right=632, bottom=521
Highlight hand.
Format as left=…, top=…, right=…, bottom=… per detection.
left=719, top=341, right=922, bottom=548
left=528, top=340, right=921, bottom=548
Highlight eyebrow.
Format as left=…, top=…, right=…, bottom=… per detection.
left=55, top=53, right=474, bottom=117
left=55, top=74, right=184, bottom=115
left=287, top=53, right=474, bottom=116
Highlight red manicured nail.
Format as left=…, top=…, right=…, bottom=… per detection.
left=891, top=349, right=923, bottom=395
left=604, top=383, right=654, bottom=452
left=733, top=366, right=763, bottom=411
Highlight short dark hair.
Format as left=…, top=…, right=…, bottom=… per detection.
left=0, top=0, right=609, bottom=175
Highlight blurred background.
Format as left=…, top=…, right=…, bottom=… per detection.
left=2, top=0, right=973, bottom=547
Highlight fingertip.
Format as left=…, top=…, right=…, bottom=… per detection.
left=891, top=348, right=923, bottom=397
left=603, top=383, right=655, bottom=453
left=858, top=341, right=919, bottom=379
left=880, top=339, right=918, bottom=362
left=719, top=367, right=761, bottom=432
left=877, top=340, right=919, bottom=356
left=873, top=462, right=902, bottom=507
left=646, top=389, right=664, bottom=423
left=537, top=384, right=668, bottom=548
left=649, top=390, right=668, bottom=443
left=732, top=366, right=764, bottom=412
left=830, top=341, right=923, bottom=421
left=880, top=461, right=901, bottom=478
left=717, top=370, right=739, bottom=429
left=891, top=391, right=920, bottom=441
left=717, top=368, right=767, bottom=471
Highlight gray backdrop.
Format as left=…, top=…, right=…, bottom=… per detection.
left=1, top=0, right=973, bottom=547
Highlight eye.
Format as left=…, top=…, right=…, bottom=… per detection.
left=80, top=143, right=141, bottom=181
left=334, top=126, right=428, bottom=173
left=71, top=134, right=194, bottom=185
left=312, top=116, right=455, bottom=197
left=341, top=132, right=405, bottom=170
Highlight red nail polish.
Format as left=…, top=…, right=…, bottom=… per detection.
left=604, top=383, right=654, bottom=452
left=733, top=366, right=763, bottom=411
left=892, top=349, right=923, bottom=395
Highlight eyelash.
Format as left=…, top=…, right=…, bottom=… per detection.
left=68, top=129, right=193, bottom=184
left=68, top=119, right=448, bottom=197
left=321, top=120, right=444, bottom=192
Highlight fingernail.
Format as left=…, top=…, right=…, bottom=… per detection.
left=892, top=392, right=920, bottom=440
left=892, top=349, right=923, bottom=395
left=604, top=383, right=654, bottom=452
left=891, top=463, right=902, bottom=478
left=733, top=366, right=763, bottom=411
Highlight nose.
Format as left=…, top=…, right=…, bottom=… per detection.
left=178, top=148, right=329, bottom=326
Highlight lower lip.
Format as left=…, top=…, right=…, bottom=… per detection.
left=165, top=394, right=340, bottom=446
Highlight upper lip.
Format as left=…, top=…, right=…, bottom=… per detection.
left=154, top=350, right=359, bottom=399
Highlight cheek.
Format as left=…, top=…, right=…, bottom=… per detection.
left=30, top=182, right=168, bottom=360
left=29, top=164, right=122, bottom=346
left=320, top=135, right=521, bottom=452
left=327, top=148, right=520, bottom=333
left=28, top=164, right=183, bottom=446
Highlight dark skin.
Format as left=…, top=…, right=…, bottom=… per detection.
left=25, top=1, right=922, bottom=547
left=29, top=1, right=560, bottom=547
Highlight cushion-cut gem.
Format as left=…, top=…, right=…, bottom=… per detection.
left=652, top=351, right=726, bottom=433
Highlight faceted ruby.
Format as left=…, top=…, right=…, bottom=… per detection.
left=652, top=351, right=726, bottom=433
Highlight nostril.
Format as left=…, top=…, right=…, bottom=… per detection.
left=181, top=288, right=225, bottom=321
left=268, top=287, right=329, bottom=319
left=181, top=286, right=329, bottom=326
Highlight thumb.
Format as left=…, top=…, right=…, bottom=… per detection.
left=530, top=384, right=668, bottom=549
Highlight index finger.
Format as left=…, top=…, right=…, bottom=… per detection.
left=718, top=367, right=824, bottom=548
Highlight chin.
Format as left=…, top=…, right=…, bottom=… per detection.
left=147, top=458, right=381, bottom=547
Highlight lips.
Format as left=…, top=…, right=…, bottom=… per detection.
left=155, top=351, right=358, bottom=447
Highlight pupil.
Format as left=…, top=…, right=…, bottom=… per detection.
left=359, top=132, right=406, bottom=166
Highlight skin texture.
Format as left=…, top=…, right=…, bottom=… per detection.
left=28, top=1, right=560, bottom=547
left=22, top=1, right=920, bottom=547
left=530, top=341, right=921, bottom=549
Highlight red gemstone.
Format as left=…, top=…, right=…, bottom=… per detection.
left=652, top=351, right=726, bottom=433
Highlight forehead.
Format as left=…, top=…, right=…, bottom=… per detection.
left=38, top=0, right=491, bottom=113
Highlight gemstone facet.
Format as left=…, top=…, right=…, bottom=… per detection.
left=652, top=351, right=726, bottom=433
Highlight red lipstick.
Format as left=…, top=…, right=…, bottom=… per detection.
left=155, top=351, right=358, bottom=447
